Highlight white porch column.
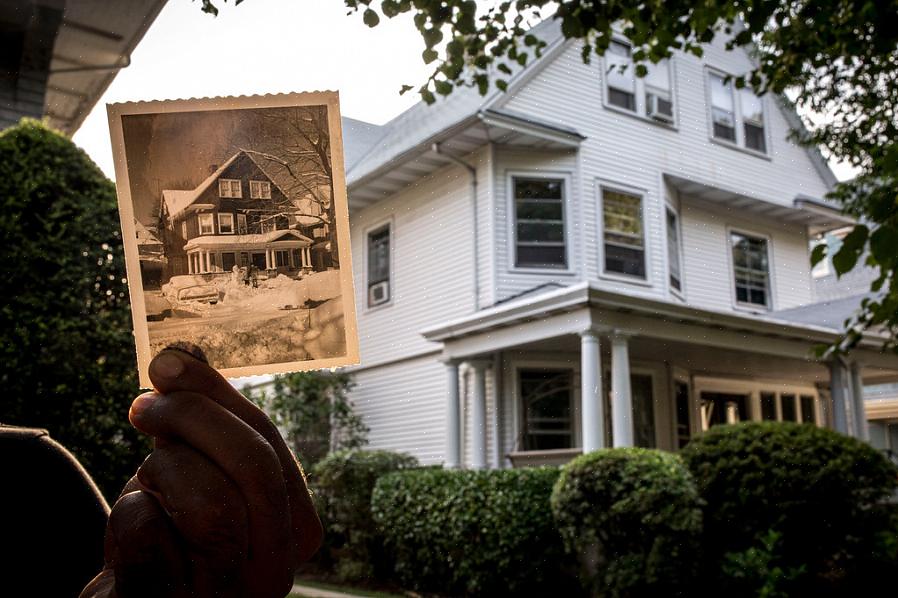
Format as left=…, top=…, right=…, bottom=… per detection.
left=469, top=360, right=490, bottom=469
left=850, top=361, right=869, bottom=440
left=201, top=252, right=207, bottom=273
left=829, top=361, right=850, bottom=435
left=580, top=329, right=605, bottom=453
left=611, top=333, right=634, bottom=448
left=265, top=249, right=272, bottom=270
left=187, top=253, right=193, bottom=274
left=444, top=360, right=461, bottom=469
left=303, top=247, right=311, bottom=268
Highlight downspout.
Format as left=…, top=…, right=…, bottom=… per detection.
left=432, top=143, right=479, bottom=311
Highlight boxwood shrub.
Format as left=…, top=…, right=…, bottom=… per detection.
left=371, top=467, right=577, bottom=596
left=551, top=448, right=702, bottom=597
left=309, top=450, right=418, bottom=581
left=681, top=422, right=898, bottom=596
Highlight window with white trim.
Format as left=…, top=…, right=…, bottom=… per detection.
left=513, top=178, right=567, bottom=269
left=604, top=40, right=674, bottom=122
left=198, top=213, right=214, bottom=235
left=218, top=213, right=234, bottom=234
left=708, top=71, right=767, bottom=153
left=367, top=224, right=391, bottom=307
left=760, top=392, right=818, bottom=424
left=666, top=208, right=682, bottom=292
left=218, top=178, right=242, bottom=198
left=249, top=180, right=271, bottom=199
left=237, top=213, right=248, bottom=235
left=520, top=369, right=574, bottom=451
left=602, top=188, right=645, bottom=278
left=181, top=220, right=187, bottom=239
left=730, top=231, right=770, bottom=308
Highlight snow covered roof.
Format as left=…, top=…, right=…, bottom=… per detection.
left=163, top=152, right=243, bottom=218
left=184, top=229, right=312, bottom=250
left=135, top=218, right=161, bottom=245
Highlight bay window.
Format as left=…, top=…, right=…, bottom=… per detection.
left=666, top=208, right=682, bottom=292
left=602, top=188, right=645, bottom=278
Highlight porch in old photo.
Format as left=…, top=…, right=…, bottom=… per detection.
left=183, top=229, right=314, bottom=275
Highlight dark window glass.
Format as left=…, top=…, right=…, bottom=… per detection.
left=521, top=369, right=574, bottom=451
left=368, top=226, right=391, bottom=306
left=632, top=374, right=656, bottom=448
left=608, top=87, right=636, bottom=111
left=781, top=393, right=797, bottom=422
left=731, top=232, right=770, bottom=307
left=221, top=252, right=236, bottom=271
left=800, top=395, right=816, bottom=424
left=713, top=121, right=737, bottom=142
left=701, top=392, right=749, bottom=428
left=744, top=123, right=766, bottom=152
left=667, top=209, right=682, bottom=291
left=760, top=392, right=777, bottom=421
left=514, top=178, right=566, bottom=268
left=675, top=381, right=691, bottom=449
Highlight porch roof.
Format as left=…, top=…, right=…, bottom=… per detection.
left=665, top=174, right=853, bottom=235
left=184, top=229, right=312, bottom=251
left=421, top=282, right=898, bottom=371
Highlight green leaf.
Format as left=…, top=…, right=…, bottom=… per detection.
left=832, top=225, right=869, bottom=275
left=870, top=226, right=898, bottom=267
left=399, top=84, right=414, bottom=95
left=810, top=243, right=827, bottom=267
left=434, top=80, right=453, bottom=96
left=422, top=48, right=439, bottom=64
left=362, top=8, right=379, bottom=27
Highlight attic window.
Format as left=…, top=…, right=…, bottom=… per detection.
left=219, top=179, right=242, bottom=198
left=250, top=180, right=271, bottom=199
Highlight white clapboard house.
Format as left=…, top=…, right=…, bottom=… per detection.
left=339, top=20, right=898, bottom=469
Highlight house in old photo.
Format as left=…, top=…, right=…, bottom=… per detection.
left=135, top=219, right=165, bottom=289
left=159, top=149, right=331, bottom=283
left=339, top=20, right=898, bottom=470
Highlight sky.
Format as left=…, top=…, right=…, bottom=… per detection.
left=74, top=0, right=431, bottom=178
left=74, top=0, right=855, bottom=182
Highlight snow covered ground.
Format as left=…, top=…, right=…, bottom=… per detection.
left=148, top=271, right=347, bottom=370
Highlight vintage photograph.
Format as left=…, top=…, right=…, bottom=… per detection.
left=107, top=92, right=359, bottom=386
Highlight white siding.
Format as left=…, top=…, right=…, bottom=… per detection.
left=498, top=33, right=830, bottom=310
left=680, top=200, right=813, bottom=311
left=351, top=160, right=480, bottom=366
left=350, top=355, right=447, bottom=465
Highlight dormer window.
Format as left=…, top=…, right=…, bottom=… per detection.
left=250, top=180, right=271, bottom=199
left=219, top=179, right=242, bottom=198
left=604, top=40, right=674, bottom=123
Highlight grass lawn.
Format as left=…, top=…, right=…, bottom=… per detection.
left=289, top=578, right=406, bottom=598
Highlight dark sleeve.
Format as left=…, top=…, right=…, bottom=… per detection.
left=0, top=427, right=110, bottom=597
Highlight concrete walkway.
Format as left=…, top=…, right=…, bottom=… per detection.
left=290, top=581, right=375, bottom=598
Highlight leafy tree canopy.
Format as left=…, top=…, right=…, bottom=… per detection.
left=200, top=1, right=898, bottom=354
left=0, top=120, right=149, bottom=500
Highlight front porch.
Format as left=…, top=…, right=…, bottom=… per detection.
left=183, top=229, right=314, bottom=276
left=424, top=283, right=898, bottom=469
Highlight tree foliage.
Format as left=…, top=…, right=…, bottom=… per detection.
left=0, top=119, right=149, bottom=500
left=245, top=371, right=368, bottom=467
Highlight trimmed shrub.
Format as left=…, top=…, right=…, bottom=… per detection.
left=372, top=467, right=576, bottom=596
left=551, top=448, right=702, bottom=597
left=681, top=422, right=898, bottom=596
left=309, top=450, right=418, bottom=581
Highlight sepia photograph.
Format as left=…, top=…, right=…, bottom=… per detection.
left=107, top=92, right=359, bottom=387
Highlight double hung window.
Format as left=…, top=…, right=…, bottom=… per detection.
left=602, top=189, right=645, bottom=278
left=218, top=179, right=242, bottom=198
left=198, top=213, right=214, bottom=235
left=666, top=209, right=682, bottom=292
left=708, top=70, right=767, bottom=153
left=605, top=40, right=674, bottom=122
left=513, top=178, right=566, bottom=269
left=250, top=180, right=271, bottom=199
left=730, top=232, right=770, bottom=308
left=218, top=213, right=234, bottom=234
left=367, top=225, right=391, bottom=307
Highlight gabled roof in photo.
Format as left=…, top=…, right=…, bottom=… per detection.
left=184, top=228, right=313, bottom=250
left=342, top=17, right=838, bottom=193
left=162, top=150, right=291, bottom=219
left=134, top=219, right=161, bottom=245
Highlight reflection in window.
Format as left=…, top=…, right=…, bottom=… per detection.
left=760, top=392, right=777, bottom=421
left=740, top=88, right=766, bottom=152
left=800, top=395, right=816, bottom=424
left=781, top=393, right=797, bottom=422
left=709, top=72, right=736, bottom=142
left=606, top=40, right=636, bottom=111
left=666, top=209, right=682, bottom=292
left=514, top=178, right=566, bottom=268
left=632, top=374, right=656, bottom=448
left=675, top=380, right=691, bottom=449
left=521, top=369, right=574, bottom=450
left=603, top=189, right=645, bottom=278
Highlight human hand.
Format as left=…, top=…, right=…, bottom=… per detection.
left=81, top=348, right=323, bottom=598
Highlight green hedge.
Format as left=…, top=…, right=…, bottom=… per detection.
left=681, top=422, right=898, bottom=596
left=372, top=467, right=577, bottom=596
left=309, top=450, right=418, bottom=581
left=551, top=448, right=702, bottom=597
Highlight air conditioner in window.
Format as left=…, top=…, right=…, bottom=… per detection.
left=646, top=94, right=674, bottom=123
left=368, top=281, right=390, bottom=306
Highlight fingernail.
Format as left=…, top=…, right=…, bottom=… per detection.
left=130, top=392, right=158, bottom=419
left=163, top=342, right=209, bottom=364
left=151, top=351, right=185, bottom=379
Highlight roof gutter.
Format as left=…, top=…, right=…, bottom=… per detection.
left=433, top=142, right=480, bottom=311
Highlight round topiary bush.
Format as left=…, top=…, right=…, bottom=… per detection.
left=372, top=467, right=576, bottom=596
left=551, top=448, right=702, bottom=597
left=681, top=422, right=898, bottom=596
left=309, top=449, right=419, bottom=581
